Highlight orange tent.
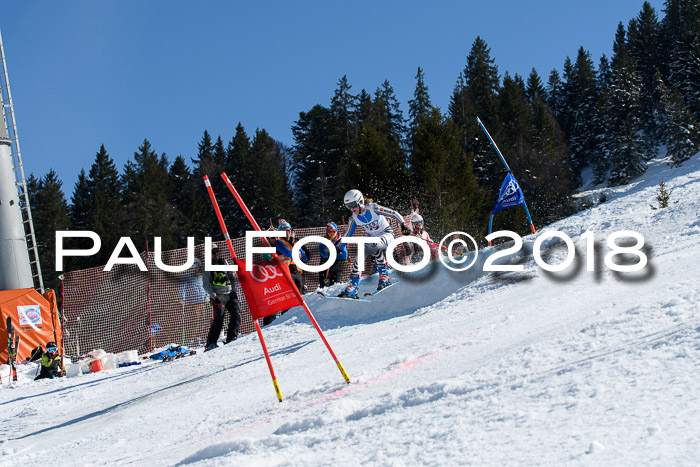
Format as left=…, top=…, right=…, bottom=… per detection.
left=0, top=288, right=62, bottom=362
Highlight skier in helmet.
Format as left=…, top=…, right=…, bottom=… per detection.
left=34, top=341, right=65, bottom=380
left=406, top=213, right=439, bottom=262
left=339, top=189, right=409, bottom=298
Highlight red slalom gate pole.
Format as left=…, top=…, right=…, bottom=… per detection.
left=221, top=173, right=351, bottom=384
left=203, top=175, right=284, bottom=402
left=203, top=175, right=239, bottom=260
left=254, top=319, right=283, bottom=402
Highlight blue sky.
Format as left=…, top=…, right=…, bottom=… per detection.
left=2, top=1, right=665, bottom=196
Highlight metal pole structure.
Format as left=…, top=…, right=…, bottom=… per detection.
left=0, top=27, right=43, bottom=292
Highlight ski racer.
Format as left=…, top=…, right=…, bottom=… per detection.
left=406, top=213, right=439, bottom=262
left=339, top=189, right=408, bottom=298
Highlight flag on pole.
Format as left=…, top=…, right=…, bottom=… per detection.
left=476, top=116, right=536, bottom=241
left=235, top=257, right=303, bottom=321
left=492, top=173, right=526, bottom=215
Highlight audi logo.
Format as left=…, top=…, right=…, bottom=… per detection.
left=251, top=264, right=284, bottom=282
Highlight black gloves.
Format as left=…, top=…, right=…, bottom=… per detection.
left=401, top=223, right=411, bottom=235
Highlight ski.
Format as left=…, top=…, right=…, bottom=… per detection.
left=6, top=317, right=17, bottom=383
left=363, top=281, right=400, bottom=297
left=317, top=291, right=370, bottom=303
left=13, top=334, right=19, bottom=381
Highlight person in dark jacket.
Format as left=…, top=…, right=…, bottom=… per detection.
left=34, top=341, right=65, bottom=380
left=202, top=243, right=242, bottom=351
left=318, top=222, right=348, bottom=288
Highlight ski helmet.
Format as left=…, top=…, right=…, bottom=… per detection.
left=326, top=222, right=338, bottom=234
left=46, top=341, right=58, bottom=354
left=411, top=214, right=424, bottom=226
left=344, top=189, right=364, bottom=210
left=278, top=221, right=292, bottom=231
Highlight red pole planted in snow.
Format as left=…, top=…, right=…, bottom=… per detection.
left=203, top=175, right=283, bottom=401
left=220, top=173, right=351, bottom=385
left=254, top=319, right=283, bottom=402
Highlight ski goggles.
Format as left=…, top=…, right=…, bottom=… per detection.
left=345, top=201, right=361, bottom=209
left=47, top=346, right=58, bottom=353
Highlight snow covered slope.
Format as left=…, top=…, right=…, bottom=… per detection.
left=1, top=154, right=699, bottom=466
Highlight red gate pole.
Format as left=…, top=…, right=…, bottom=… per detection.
left=203, top=175, right=283, bottom=402
left=221, top=173, right=350, bottom=384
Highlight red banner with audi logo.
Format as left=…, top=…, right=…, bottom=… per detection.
left=235, top=257, right=303, bottom=320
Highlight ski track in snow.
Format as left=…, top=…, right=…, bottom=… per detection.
left=1, top=153, right=699, bottom=466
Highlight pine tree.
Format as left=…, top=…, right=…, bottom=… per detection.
left=451, top=36, right=500, bottom=187
left=525, top=68, right=546, bottom=102
left=558, top=57, right=575, bottom=136
left=593, top=56, right=614, bottom=184
left=525, top=98, right=574, bottom=225
left=368, top=81, right=408, bottom=207
left=565, top=47, right=600, bottom=183
left=627, top=1, right=664, bottom=138
left=607, top=48, right=647, bottom=185
left=661, top=0, right=700, bottom=119
left=191, top=129, right=222, bottom=239
left=408, top=66, right=435, bottom=200
left=292, top=104, right=338, bottom=224
left=408, top=67, right=433, bottom=136
left=248, top=129, right=294, bottom=225
left=663, top=86, right=700, bottom=166
left=448, top=72, right=474, bottom=150
left=68, top=169, right=93, bottom=268
left=347, top=125, right=396, bottom=205
left=329, top=75, right=357, bottom=166
left=225, top=123, right=253, bottom=236
left=70, top=169, right=90, bottom=232
left=122, top=139, right=176, bottom=250
left=329, top=76, right=358, bottom=210
left=213, top=136, right=227, bottom=166
left=26, top=170, right=71, bottom=290
left=464, top=36, right=500, bottom=120
left=498, top=73, right=530, bottom=144
left=546, top=68, right=564, bottom=118
left=86, top=145, right=124, bottom=264
left=410, top=107, right=481, bottom=236
left=168, top=155, right=192, bottom=245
